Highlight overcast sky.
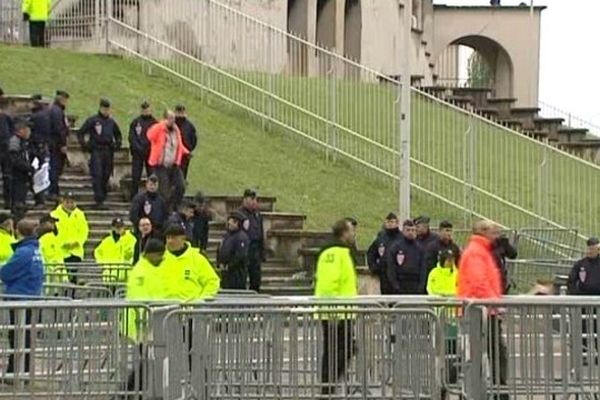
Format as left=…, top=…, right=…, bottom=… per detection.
left=433, top=0, right=599, bottom=124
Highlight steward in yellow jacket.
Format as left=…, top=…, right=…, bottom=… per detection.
left=38, top=214, right=68, bottom=285
left=22, top=0, right=50, bottom=21
left=162, top=224, right=220, bottom=301
left=0, top=214, right=15, bottom=266
left=94, top=218, right=136, bottom=282
left=51, top=195, right=89, bottom=261
left=426, top=249, right=458, bottom=297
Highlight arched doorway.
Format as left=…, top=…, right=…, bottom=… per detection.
left=343, top=0, right=362, bottom=78
left=434, top=35, right=514, bottom=99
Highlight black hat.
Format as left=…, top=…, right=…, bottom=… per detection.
left=141, top=100, right=150, bottom=109
left=144, top=238, right=165, bottom=254
left=39, top=214, right=58, bottom=225
left=587, top=237, right=599, bottom=246
left=0, top=213, right=13, bottom=225
left=147, top=174, right=159, bottom=183
left=385, top=212, right=398, bottom=221
left=243, top=188, right=257, bottom=198
left=163, top=223, right=186, bottom=237
left=414, top=215, right=431, bottom=225
left=402, top=219, right=415, bottom=227
left=438, top=249, right=456, bottom=265
left=228, top=211, right=245, bottom=222
left=174, top=104, right=186, bottom=112
left=99, top=98, right=111, bottom=108
left=63, top=191, right=75, bottom=200
left=55, top=90, right=70, bottom=98
left=112, top=217, right=125, bottom=227
left=439, top=220, right=453, bottom=229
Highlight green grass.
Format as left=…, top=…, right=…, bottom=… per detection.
left=0, top=44, right=462, bottom=247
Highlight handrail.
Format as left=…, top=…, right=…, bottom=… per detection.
left=539, top=100, right=600, bottom=137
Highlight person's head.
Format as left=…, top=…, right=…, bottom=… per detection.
left=402, top=220, right=417, bottom=241
left=332, top=219, right=355, bottom=246
left=138, top=217, right=152, bottom=236
left=174, top=104, right=186, bottom=118
left=585, top=237, right=600, bottom=258
left=164, top=224, right=187, bottom=252
left=14, top=119, right=31, bottom=140
left=38, top=214, right=58, bottom=235
left=439, top=220, right=453, bottom=243
left=0, top=213, right=14, bottom=234
left=143, top=238, right=165, bottom=267
left=194, top=191, right=206, bottom=209
left=146, top=175, right=159, bottom=193
left=227, top=212, right=244, bottom=232
left=439, top=249, right=456, bottom=269
left=16, top=219, right=37, bottom=240
left=111, top=217, right=125, bottom=235
left=414, top=215, right=431, bottom=236
left=140, top=100, right=152, bottom=116
left=472, top=220, right=501, bottom=243
left=242, top=189, right=258, bottom=210
left=384, top=212, right=399, bottom=231
left=180, top=201, right=196, bottom=219
left=62, top=192, right=76, bottom=212
left=99, top=98, right=111, bottom=117
left=55, top=90, right=69, bottom=107
left=164, top=109, right=176, bottom=129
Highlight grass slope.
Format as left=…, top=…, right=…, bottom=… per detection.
left=0, top=45, right=461, bottom=246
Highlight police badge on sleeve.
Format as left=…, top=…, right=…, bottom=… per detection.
left=396, top=250, right=405, bottom=267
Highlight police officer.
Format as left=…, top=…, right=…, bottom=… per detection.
left=128, top=101, right=157, bottom=200
left=366, top=212, right=401, bottom=294
left=48, top=90, right=69, bottom=200
left=0, top=101, right=14, bottom=207
left=191, top=191, right=213, bottom=250
left=237, top=189, right=265, bottom=292
left=94, top=217, right=137, bottom=282
left=8, top=119, right=35, bottom=216
left=217, top=212, right=250, bottom=290
left=424, top=220, right=461, bottom=278
left=129, top=175, right=169, bottom=232
left=414, top=215, right=440, bottom=250
left=78, top=99, right=122, bottom=210
left=386, top=219, right=427, bottom=295
left=166, top=200, right=196, bottom=243
left=174, top=104, right=197, bottom=180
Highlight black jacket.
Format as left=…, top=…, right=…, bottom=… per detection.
left=417, top=230, right=440, bottom=251
left=78, top=112, right=122, bottom=150
left=191, top=209, right=212, bottom=250
left=237, top=206, right=264, bottom=244
left=367, top=228, right=401, bottom=275
left=386, top=236, right=426, bottom=295
left=218, top=229, right=250, bottom=270
left=424, top=238, right=462, bottom=274
left=129, top=191, right=169, bottom=231
left=493, top=236, right=518, bottom=294
left=132, top=230, right=162, bottom=265
left=8, top=135, right=34, bottom=177
left=48, top=102, right=69, bottom=147
left=166, top=212, right=195, bottom=243
left=31, top=107, right=50, bottom=145
left=128, top=115, right=157, bottom=157
left=175, top=117, right=197, bottom=153
left=0, top=112, right=14, bottom=149
left=567, top=256, right=600, bottom=295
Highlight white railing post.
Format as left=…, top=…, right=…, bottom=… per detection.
left=105, top=0, right=113, bottom=54
left=399, top=0, right=412, bottom=220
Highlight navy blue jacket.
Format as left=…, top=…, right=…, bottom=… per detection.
left=48, top=102, right=69, bottom=147
left=78, top=112, right=122, bottom=150
left=128, top=114, right=157, bottom=157
left=0, top=237, right=44, bottom=296
left=175, top=117, right=198, bottom=152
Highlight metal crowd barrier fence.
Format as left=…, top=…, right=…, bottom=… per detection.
left=507, top=259, right=575, bottom=294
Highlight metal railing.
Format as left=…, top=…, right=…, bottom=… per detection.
left=539, top=100, right=600, bottom=138
left=4, top=0, right=600, bottom=240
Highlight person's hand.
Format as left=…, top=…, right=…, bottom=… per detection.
left=23, top=13, right=29, bottom=22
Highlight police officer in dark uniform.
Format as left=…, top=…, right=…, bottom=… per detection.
left=78, top=99, right=122, bottom=210
left=174, top=104, right=197, bottom=180
left=367, top=212, right=401, bottom=294
left=128, top=100, right=157, bottom=199
left=48, top=90, right=70, bottom=200
left=8, top=119, right=35, bottom=216
left=414, top=215, right=440, bottom=251
left=218, top=212, right=250, bottom=290
left=237, top=189, right=264, bottom=292
left=386, top=219, right=427, bottom=295
left=129, top=175, right=169, bottom=233
left=0, top=100, right=14, bottom=207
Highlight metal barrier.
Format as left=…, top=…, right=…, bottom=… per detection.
left=507, top=259, right=575, bottom=294
left=46, top=262, right=131, bottom=285
left=540, top=100, right=600, bottom=138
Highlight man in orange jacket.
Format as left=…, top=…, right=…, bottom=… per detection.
left=458, top=220, right=508, bottom=400
left=146, top=110, right=189, bottom=212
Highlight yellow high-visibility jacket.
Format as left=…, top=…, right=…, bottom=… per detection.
left=426, top=263, right=458, bottom=297
left=39, top=231, right=68, bottom=284
left=94, top=230, right=137, bottom=282
left=162, top=245, right=220, bottom=301
left=0, top=229, right=15, bottom=266
left=51, top=205, right=89, bottom=260
left=22, top=0, right=51, bottom=22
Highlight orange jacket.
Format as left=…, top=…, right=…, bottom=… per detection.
left=457, top=235, right=502, bottom=300
left=146, top=121, right=189, bottom=167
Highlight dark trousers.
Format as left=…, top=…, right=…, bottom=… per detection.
left=49, top=146, right=65, bottom=196
left=90, top=148, right=113, bottom=204
left=488, top=317, right=508, bottom=400
left=154, top=165, right=184, bottom=211
left=10, top=172, right=30, bottom=212
left=321, top=320, right=354, bottom=396
left=1, top=155, right=10, bottom=207
left=222, top=265, right=248, bottom=290
left=248, top=242, right=262, bottom=292
left=64, top=255, right=82, bottom=284
left=8, top=310, right=32, bottom=374
left=181, top=154, right=191, bottom=180
left=29, top=21, right=46, bottom=47
left=582, top=309, right=598, bottom=362
left=130, top=154, right=150, bottom=200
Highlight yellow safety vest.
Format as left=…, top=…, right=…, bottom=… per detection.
left=94, top=230, right=137, bottom=282
left=51, top=205, right=89, bottom=260
left=22, top=0, right=51, bottom=22
left=162, top=245, right=220, bottom=301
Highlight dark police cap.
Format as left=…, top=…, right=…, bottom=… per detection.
left=55, top=90, right=69, bottom=98
left=144, top=238, right=165, bottom=254
left=194, top=191, right=205, bottom=204
left=163, top=223, right=186, bottom=237
left=39, top=214, right=58, bottom=225
left=243, top=188, right=257, bottom=198
left=63, top=191, right=75, bottom=200
left=140, top=100, right=150, bottom=109
left=112, top=217, right=125, bottom=227
left=402, top=219, right=415, bottom=227
left=385, top=212, right=398, bottom=221
left=414, top=215, right=431, bottom=225
left=587, top=237, right=600, bottom=246
left=99, top=98, right=111, bottom=108
left=0, top=212, right=13, bottom=225
left=174, top=104, right=186, bottom=112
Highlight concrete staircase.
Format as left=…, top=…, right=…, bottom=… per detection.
left=0, top=94, right=331, bottom=296
left=417, top=86, right=600, bottom=163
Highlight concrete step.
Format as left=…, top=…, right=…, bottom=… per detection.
left=266, top=230, right=331, bottom=261
left=557, top=128, right=588, bottom=143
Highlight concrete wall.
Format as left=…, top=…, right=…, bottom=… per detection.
left=432, top=6, right=544, bottom=107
